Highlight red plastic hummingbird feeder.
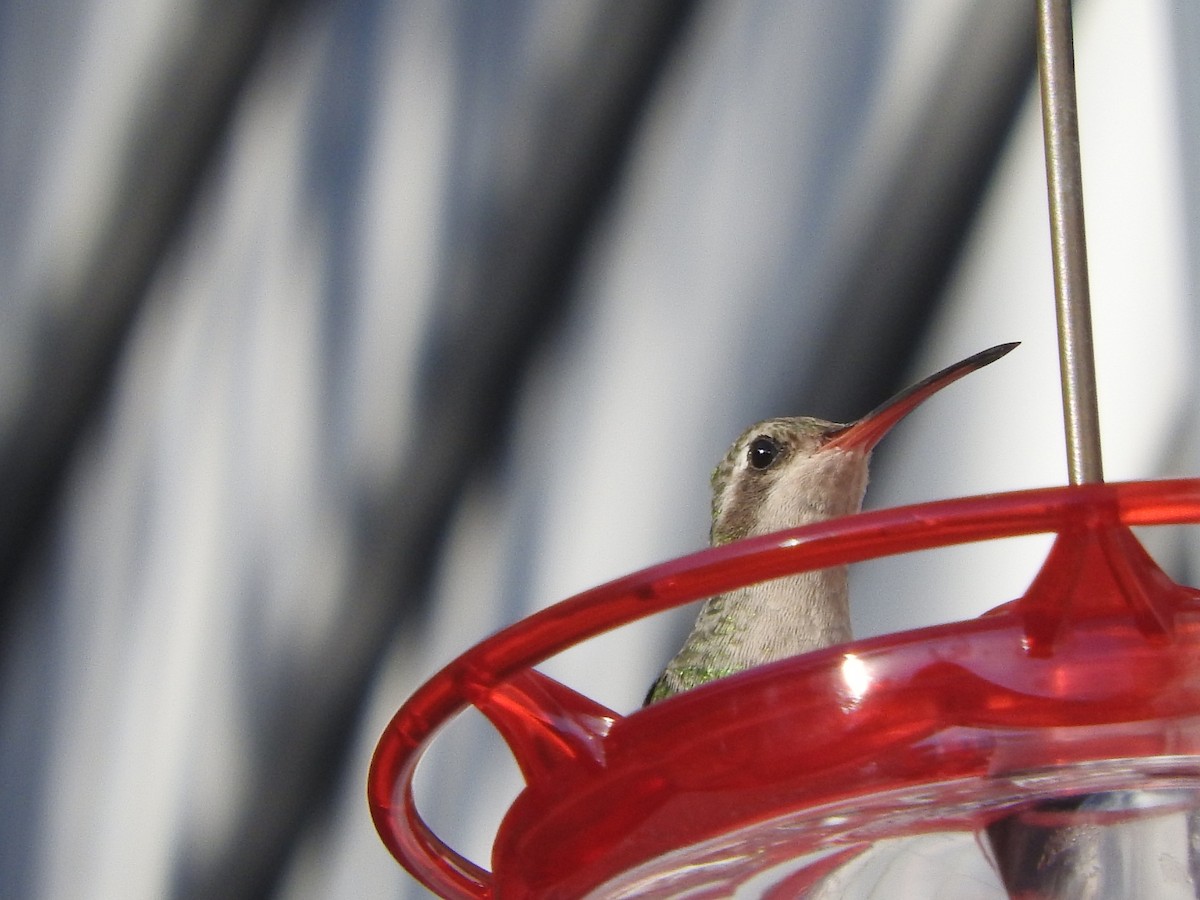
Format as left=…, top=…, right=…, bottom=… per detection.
left=370, top=1, right=1200, bottom=895
left=369, top=480, right=1200, bottom=897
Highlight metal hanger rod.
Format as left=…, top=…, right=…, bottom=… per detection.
left=1037, top=0, right=1104, bottom=485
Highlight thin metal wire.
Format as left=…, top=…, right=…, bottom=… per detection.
left=1037, top=0, right=1104, bottom=485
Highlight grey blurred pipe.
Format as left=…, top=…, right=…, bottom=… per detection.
left=1038, top=0, right=1103, bottom=485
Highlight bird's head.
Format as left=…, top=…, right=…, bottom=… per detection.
left=709, top=342, right=1018, bottom=546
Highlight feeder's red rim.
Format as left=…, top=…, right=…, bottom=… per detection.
left=368, top=478, right=1200, bottom=898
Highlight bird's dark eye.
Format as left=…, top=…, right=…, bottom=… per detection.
left=747, top=435, right=780, bottom=470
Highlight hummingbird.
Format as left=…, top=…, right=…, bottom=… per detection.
left=645, top=342, right=1018, bottom=705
